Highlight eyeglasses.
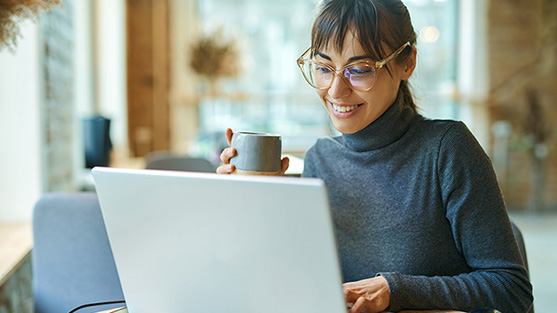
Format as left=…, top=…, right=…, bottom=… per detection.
left=296, top=42, right=410, bottom=92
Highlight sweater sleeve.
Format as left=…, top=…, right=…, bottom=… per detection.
left=380, top=122, right=533, bottom=313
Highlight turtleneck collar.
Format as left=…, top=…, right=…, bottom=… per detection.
left=341, top=91, right=416, bottom=152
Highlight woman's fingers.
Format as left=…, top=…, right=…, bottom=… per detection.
left=217, top=145, right=237, bottom=174
left=225, top=128, right=234, bottom=146
left=279, top=157, right=290, bottom=176
left=342, top=277, right=390, bottom=313
left=220, top=147, right=237, bottom=164
left=216, top=163, right=235, bottom=174
left=343, top=286, right=363, bottom=306
left=348, top=296, right=366, bottom=313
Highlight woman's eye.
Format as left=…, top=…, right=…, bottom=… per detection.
left=348, top=66, right=372, bottom=75
left=316, top=66, right=332, bottom=74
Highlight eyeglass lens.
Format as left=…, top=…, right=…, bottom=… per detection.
left=302, top=62, right=376, bottom=90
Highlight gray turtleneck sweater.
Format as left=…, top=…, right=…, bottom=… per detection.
left=302, top=95, right=533, bottom=313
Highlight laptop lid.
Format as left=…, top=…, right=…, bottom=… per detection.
left=92, top=167, right=346, bottom=313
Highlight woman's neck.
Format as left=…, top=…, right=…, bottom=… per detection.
left=341, top=91, right=415, bottom=152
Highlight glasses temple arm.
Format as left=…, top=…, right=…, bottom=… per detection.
left=297, top=47, right=312, bottom=63
left=375, top=42, right=411, bottom=68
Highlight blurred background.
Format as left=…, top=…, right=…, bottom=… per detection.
left=0, top=0, right=555, bottom=311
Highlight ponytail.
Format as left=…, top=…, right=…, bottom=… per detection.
left=399, top=80, right=417, bottom=113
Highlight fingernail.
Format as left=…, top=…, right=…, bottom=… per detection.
left=227, top=164, right=233, bottom=171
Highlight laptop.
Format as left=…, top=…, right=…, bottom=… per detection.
left=92, top=167, right=346, bottom=313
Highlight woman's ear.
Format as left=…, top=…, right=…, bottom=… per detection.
left=401, top=46, right=417, bottom=80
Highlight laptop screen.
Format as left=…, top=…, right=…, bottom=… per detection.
left=92, top=167, right=346, bottom=313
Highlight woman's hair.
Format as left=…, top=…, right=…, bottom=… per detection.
left=311, top=0, right=418, bottom=112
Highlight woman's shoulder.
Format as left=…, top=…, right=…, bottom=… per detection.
left=409, top=117, right=487, bottom=159
left=416, top=117, right=473, bottom=143
left=417, top=117, right=487, bottom=160
left=417, top=116, right=464, bottom=131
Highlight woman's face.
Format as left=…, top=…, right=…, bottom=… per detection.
left=315, top=31, right=414, bottom=134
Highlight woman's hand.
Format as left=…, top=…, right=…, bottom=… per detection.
left=216, top=128, right=290, bottom=175
left=216, top=128, right=237, bottom=174
left=343, top=276, right=390, bottom=313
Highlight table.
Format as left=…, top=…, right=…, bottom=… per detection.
left=97, top=308, right=464, bottom=313
left=0, top=222, right=32, bottom=286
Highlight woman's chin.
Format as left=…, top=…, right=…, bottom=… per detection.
left=331, top=120, right=362, bottom=135
left=327, top=106, right=368, bottom=135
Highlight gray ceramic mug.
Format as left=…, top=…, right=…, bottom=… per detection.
left=230, top=132, right=282, bottom=175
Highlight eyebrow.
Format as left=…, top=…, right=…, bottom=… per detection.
left=316, top=52, right=372, bottom=63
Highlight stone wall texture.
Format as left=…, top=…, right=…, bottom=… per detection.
left=487, top=0, right=557, bottom=212
left=0, top=256, right=32, bottom=313
left=41, top=0, right=76, bottom=192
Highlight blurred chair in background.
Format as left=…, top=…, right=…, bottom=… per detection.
left=32, top=193, right=124, bottom=313
left=145, top=151, right=216, bottom=173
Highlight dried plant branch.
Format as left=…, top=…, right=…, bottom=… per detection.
left=189, top=30, right=240, bottom=80
left=0, top=0, right=61, bottom=51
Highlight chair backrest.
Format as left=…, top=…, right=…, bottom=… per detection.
left=32, top=193, right=124, bottom=313
left=510, top=221, right=534, bottom=313
left=145, top=153, right=216, bottom=173
left=510, top=221, right=529, bottom=274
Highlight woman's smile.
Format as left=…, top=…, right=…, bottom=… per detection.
left=328, top=100, right=364, bottom=117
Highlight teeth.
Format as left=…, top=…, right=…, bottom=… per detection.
left=332, top=104, right=360, bottom=113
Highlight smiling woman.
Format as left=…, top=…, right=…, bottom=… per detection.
left=218, top=0, right=534, bottom=312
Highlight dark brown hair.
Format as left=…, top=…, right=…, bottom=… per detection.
left=311, top=0, right=417, bottom=112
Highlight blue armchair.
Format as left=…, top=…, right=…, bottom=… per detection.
left=32, top=192, right=124, bottom=313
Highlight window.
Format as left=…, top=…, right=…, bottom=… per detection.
left=195, top=0, right=459, bottom=155
left=404, top=0, right=459, bottom=119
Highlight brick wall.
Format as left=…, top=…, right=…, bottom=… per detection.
left=41, top=0, right=76, bottom=192
left=487, top=0, right=557, bottom=212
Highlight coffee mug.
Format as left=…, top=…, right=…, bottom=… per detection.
left=230, top=131, right=282, bottom=175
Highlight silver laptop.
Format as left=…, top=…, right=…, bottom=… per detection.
left=92, top=167, right=346, bottom=313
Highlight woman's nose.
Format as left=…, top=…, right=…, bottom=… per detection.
left=327, top=74, right=352, bottom=99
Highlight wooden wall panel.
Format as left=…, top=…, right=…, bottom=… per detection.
left=126, top=0, right=170, bottom=157
left=152, top=0, right=170, bottom=152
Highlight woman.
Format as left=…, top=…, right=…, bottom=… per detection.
left=218, top=0, right=533, bottom=312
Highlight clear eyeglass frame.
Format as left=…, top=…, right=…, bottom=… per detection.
left=296, top=41, right=411, bottom=92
